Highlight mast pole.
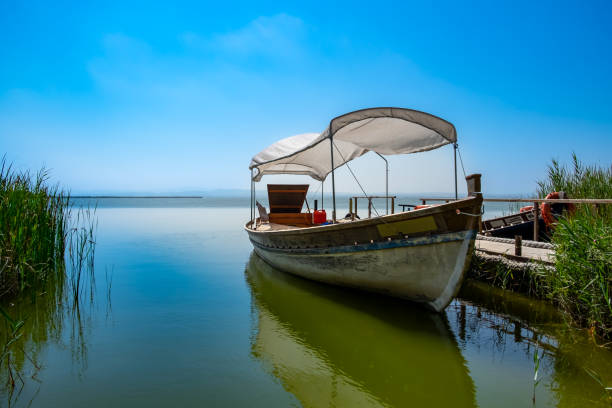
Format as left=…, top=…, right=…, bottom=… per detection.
left=454, top=143, right=458, bottom=200
left=330, top=136, right=337, bottom=223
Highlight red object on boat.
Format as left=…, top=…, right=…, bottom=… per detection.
left=519, top=205, right=534, bottom=213
left=313, top=210, right=327, bottom=224
left=414, top=205, right=431, bottom=210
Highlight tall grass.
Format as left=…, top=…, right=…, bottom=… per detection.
left=67, top=207, right=97, bottom=305
left=537, top=154, right=612, bottom=339
left=537, top=153, right=612, bottom=209
left=0, top=158, right=98, bottom=397
left=0, top=158, right=67, bottom=298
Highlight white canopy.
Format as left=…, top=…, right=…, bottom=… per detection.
left=249, top=107, right=456, bottom=181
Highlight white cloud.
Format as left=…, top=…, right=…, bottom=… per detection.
left=182, top=13, right=306, bottom=58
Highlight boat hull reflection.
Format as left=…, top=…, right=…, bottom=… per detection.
left=246, top=253, right=476, bottom=408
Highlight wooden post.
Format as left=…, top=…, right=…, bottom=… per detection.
left=466, top=174, right=483, bottom=234
left=368, top=198, right=372, bottom=218
left=354, top=198, right=358, bottom=219
left=533, top=202, right=539, bottom=241
left=465, top=173, right=482, bottom=196
left=349, top=198, right=355, bottom=221
left=514, top=235, right=522, bottom=256
left=391, top=197, right=395, bottom=214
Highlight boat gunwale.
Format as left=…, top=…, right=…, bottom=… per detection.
left=244, top=195, right=481, bottom=236
left=250, top=230, right=475, bottom=255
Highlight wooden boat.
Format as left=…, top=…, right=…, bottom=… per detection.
left=482, top=211, right=549, bottom=241
left=245, top=107, right=482, bottom=312
left=482, top=192, right=574, bottom=242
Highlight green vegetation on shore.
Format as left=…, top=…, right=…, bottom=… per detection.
left=0, top=160, right=67, bottom=298
left=537, top=155, right=612, bottom=340
left=469, top=155, right=611, bottom=341
left=0, top=159, right=97, bottom=395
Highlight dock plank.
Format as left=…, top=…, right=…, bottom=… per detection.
left=475, top=236, right=554, bottom=264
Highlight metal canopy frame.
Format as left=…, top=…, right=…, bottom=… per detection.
left=250, top=142, right=458, bottom=225
left=248, top=107, right=459, bottom=225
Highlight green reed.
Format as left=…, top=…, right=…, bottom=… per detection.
left=470, top=156, right=611, bottom=340
left=0, top=158, right=67, bottom=298
left=0, top=158, right=98, bottom=398
left=67, top=205, right=97, bottom=305
left=532, top=348, right=542, bottom=406
left=537, top=154, right=612, bottom=340
left=537, top=153, right=612, bottom=210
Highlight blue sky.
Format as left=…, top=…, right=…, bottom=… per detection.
left=1, top=0, right=611, bottom=194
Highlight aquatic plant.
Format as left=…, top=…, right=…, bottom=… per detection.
left=584, top=367, right=612, bottom=404
left=537, top=154, right=612, bottom=340
left=0, top=158, right=98, bottom=302
left=537, top=153, right=612, bottom=213
left=0, top=158, right=67, bottom=297
left=0, top=306, right=25, bottom=391
left=470, top=155, right=611, bottom=340
left=67, top=206, right=97, bottom=305
left=0, top=158, right=99, bottom=400
left=532, top=348, right=542, bottom=405
left=549, top=211, right=611, bottom=339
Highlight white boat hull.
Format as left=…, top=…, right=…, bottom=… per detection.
left=251, top=230, right=476, bottom=312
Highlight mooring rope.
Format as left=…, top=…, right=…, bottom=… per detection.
left=456, top=209, right=483, bottom=217
left=457, top=145, right=467, bottom=179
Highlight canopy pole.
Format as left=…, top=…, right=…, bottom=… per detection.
left=330, top=137, right=337, bottom=223
left=250, top=169, right=254, bottom=227
left=321, top=180, right=324, bottom=209
left=253, top=173, right=256, bottom=225
left=454, top=143, right=458, bottom=200
left=376, top=153, right=389, bottom=215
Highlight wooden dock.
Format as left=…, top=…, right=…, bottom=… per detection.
left=475, top=235, right=554, bottom=265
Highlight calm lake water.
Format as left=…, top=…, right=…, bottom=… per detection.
left=1, top=198, right=611, bottom=407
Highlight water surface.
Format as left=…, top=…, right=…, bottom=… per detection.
left=1, top=199, right=610, bottom=407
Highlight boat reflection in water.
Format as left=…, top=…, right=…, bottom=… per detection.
left=245, top=253, right=476, bottom=408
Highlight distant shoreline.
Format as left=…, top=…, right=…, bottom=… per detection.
left=71, top=196, right=203, bottom=199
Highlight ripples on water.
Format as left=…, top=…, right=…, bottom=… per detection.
left=0, top=199, right=610, bottom=407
